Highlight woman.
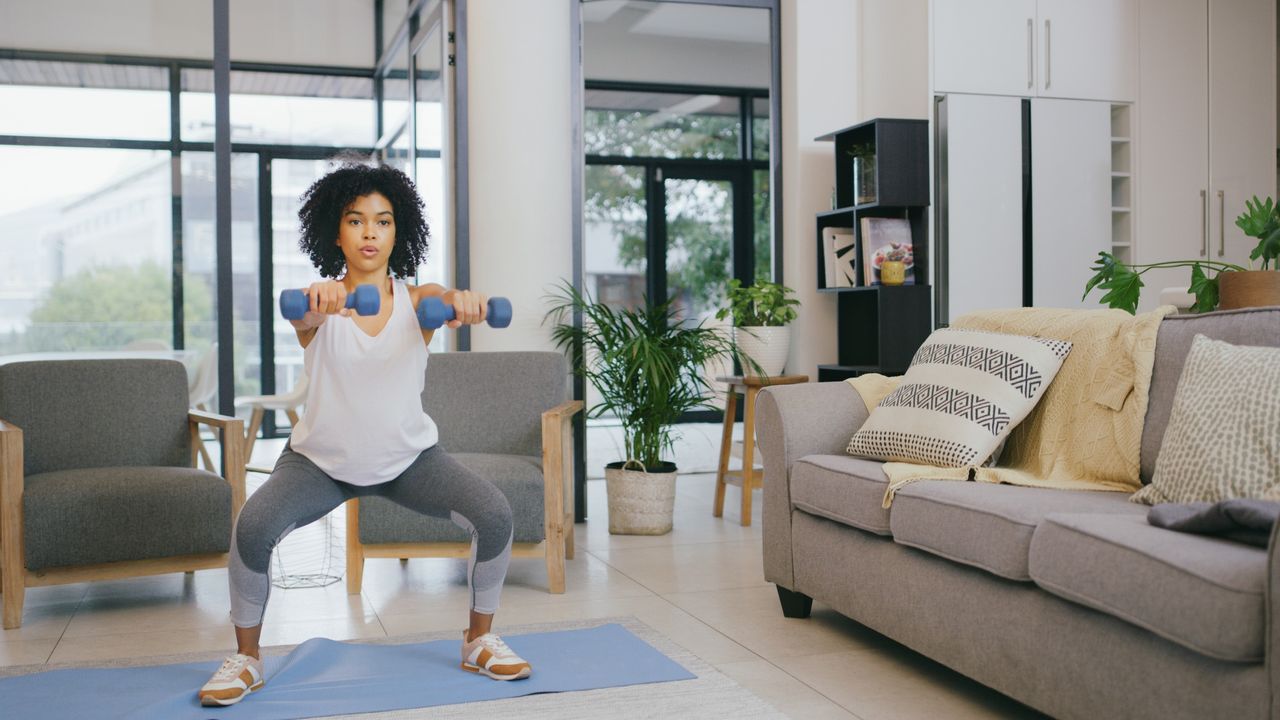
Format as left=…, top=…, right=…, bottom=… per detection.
left=198, top=163, right=528, bottom=707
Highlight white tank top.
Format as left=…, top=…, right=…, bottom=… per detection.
left=289, top=279, right=438, bottom=485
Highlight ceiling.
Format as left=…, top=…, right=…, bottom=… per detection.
left=582, top=1, right=769, bottom=45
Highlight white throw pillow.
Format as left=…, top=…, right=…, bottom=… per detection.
left=846, top=328, right=1072, bottom=468
left=1132, top=334, right=1280, bottom=505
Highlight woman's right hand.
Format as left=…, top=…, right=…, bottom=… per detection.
left=290, top=280, right=352, bottom=330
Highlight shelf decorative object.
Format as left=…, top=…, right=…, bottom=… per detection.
left=849, top=143, right=877, bottom=205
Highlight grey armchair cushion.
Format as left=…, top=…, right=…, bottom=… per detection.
left=23, top=466, right=231, bottom=571
left=0, top=359, right=191, bottom=475
left=1141, top=307, right=1280, bottom=484
left=422, top=351, right=569, bottom=458
left=358, top=453, right=546, bottom=544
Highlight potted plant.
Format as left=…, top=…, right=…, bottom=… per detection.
left=1084, top=195, right=1280, bottom=313
left=545, top=281, right=741, bottom=535
left=714, top=278, right=800, bottom=377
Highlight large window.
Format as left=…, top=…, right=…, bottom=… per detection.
left=0, top=0, right=458, bottom=435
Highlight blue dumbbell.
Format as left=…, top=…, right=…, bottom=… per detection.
left=279, top=284, right=380, bottom=320
left=417, top=296, right=513, bottom=329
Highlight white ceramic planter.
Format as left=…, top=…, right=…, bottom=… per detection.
left=734, top=325, right=791, bottom=377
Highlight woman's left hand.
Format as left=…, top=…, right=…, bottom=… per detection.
left=445, top=289, right=488, bottom=329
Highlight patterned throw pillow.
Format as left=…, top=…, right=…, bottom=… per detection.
left=847, top=328, right=1071, bottom=467
left=1133, top=335, right=1280, bottom=505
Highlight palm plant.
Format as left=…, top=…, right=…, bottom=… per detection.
left=544, top=280, right=743, bottom=470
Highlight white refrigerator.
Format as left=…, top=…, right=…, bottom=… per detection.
left=935, top=93, right=1112, bottom=324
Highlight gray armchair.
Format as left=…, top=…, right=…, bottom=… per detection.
left=346, top=351, right=582, bottom=594
left=0, top=359, right=245, bottom=629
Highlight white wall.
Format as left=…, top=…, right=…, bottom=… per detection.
left=0, top=0, right=375, bottom=67
left=857, top=0, right=929, bottom=120
left=781, top=0, right=860, bottom=379
left=465, top=0, right=573, bottom=352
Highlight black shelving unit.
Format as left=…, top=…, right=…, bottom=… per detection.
left=815, top=118, right=932, bottom=383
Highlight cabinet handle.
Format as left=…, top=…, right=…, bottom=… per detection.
left=1044, top=19, right=1051, bottom=90
left=1218, top=190, right=1225, bottom=257
left=1027, top=19, right=1033, bottom=90
left=1200, top=190, right=1208, bottom=257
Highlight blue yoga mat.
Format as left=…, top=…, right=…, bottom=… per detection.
left=0, top=623, right=695, bottom=720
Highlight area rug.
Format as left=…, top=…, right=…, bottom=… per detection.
left=0, top=616, right=784, bottom=719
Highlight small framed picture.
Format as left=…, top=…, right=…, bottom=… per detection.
left=860, top=217, right=914, bottom=286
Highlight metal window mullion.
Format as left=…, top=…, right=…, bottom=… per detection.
left=169, top=62, right=185, bottom=351
left=213, top=0, right=235, bottom=418
left=258, top=154, right=276, bottom=440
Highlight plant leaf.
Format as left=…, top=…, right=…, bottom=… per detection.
left=1095, top=262, right=1143, bottom=315
left=1082, top=251, right=1119, bottom=301
left=1187, top=264, right=1220, bottom=313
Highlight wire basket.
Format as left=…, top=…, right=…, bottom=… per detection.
left=246, top=469, right=346, bottom=589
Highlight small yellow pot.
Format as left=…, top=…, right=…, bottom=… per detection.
left=880, top=260, right=906, bottom=286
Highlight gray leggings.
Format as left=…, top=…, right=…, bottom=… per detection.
left=228, top=443, right=513, bottom=628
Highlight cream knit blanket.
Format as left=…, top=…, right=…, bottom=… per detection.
left=847, top=306, right=1173, bottom=506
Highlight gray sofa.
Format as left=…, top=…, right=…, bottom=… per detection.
left=758, top=306, right=1280, bottom=720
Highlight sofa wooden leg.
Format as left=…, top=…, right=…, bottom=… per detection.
left=776, top=585, right=812, bottom=619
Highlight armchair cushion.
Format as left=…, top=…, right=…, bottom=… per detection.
left=423, top=352, right=568, bottom=457
left=0, top=359, right=191, bottom=475
left=358, top=453, right=546, bottom=544
left=23, top=466, right=231, bottom=571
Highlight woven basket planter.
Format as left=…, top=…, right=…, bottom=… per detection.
left=604, top=460, right=678, bottom=535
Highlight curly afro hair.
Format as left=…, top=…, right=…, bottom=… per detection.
left=297, top=162, right=430, bottom=279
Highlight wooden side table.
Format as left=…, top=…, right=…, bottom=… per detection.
left=714, top=374, right=809, bottom=526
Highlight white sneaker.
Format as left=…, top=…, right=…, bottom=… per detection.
left=198, top=653, right=265, bottom=706
left=460, top=632, right=532, bottom=680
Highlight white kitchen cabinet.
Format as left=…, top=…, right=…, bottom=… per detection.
left=1207, top=0, right=1276, bottom=268
left=1134, top=0, right=1210, bottom=302
left=936, top=94, right=1026, bottom=322
left=1136, top=0, right=1275, bottom=301
left=933, top=0, right=1037, bottom=97
left=1036, top=0, right=1137, bottom=102
left=1031, top=98, right=1113, bottom=308
left=932, top=0, right=1135, bottom=102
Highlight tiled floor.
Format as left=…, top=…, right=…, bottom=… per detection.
left=0, top=426, right=1042, bottom=719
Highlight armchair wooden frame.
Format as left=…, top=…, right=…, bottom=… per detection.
left=0, top=411, right=246, bottom=629
left=346, top=400, right=583, bottom=595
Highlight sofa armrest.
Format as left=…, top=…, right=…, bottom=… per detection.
left=0, top=417, right=25, bottom=628
left=757, top=381, right=868, bottom=589
left=188, top=410, right=247, bottom=519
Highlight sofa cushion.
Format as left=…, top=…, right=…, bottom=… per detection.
left=1142, top=306, right=1280, bottom=484
left=890, top=482, right=1145, bottom=581
left=791, top=455, right=892, bottom=535
left=1134, top=335, right=1280, bottom=505
left=847, top=328, right=1071, bottom=468
left=1029, top=512, right=1265, bottom=662
left=358, top=453, right=545, bottom=544
left=23, top=466, right=232, bottom=571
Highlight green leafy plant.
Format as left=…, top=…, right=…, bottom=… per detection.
left=714, top=278, right=799, bottom=327
left=544, top=281, right=743, bottom=469
left=845, top=142, right=875, bottom=159
left=1083, top=195, right=1280, bottom=314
